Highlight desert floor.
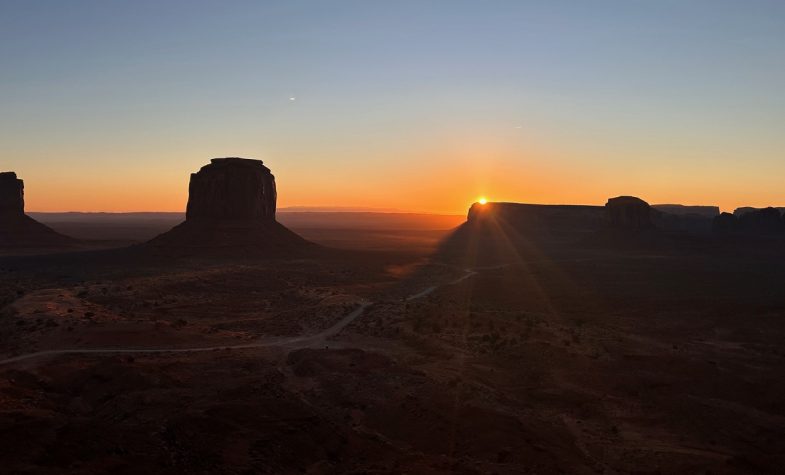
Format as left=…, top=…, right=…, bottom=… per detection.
left=1, top=225, right=784, bottom=474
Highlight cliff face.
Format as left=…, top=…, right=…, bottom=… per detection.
left=186, top=158, right=277, bottom=221
left=0, top=172, right=24, bottom=218
left=0, top=171, right=75, bottom=248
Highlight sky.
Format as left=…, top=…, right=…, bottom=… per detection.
left=1, top=0, right=784, bottom=214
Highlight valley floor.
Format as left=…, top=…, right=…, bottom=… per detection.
left=1, top=230, right=784, bottom=474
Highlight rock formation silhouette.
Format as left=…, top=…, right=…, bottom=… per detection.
left=0, top=172, right=75, bottom=248
left=652, top=205, right=717, bottom=234
left=148, top=158, right=311, bottom=255
left=467, top=202, right=604, bottom=232
left=444, top=196, right=747, bottom=265
left=605, top=196, right=653, bottom=231
left=652, top=204, right=719, bottom=219
left=186, top=158, right=277, bottom=221
left=733, top=206, right=785, bottom=217
left=713, top=207, right=785, bottom=235
left=0, top=172, right=24, bottom=217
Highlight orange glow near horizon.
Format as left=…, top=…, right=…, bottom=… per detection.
left=18, top=163, right=785, bottom=216
left=14, top=141, right=785, bottom=215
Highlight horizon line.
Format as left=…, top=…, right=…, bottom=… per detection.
left=24, top=200, right=784, bottom=216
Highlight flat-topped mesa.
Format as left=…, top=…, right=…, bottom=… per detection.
left=733, top=206, right=785, bottom=217
left=466, top=201, right=605, bottom=234
left=186, top=158, right=277, bottom=222
left=148, top=158, right=312, bottom=255
left=467, top=202, right=604, bottom=222
left=605, top=196, right=653, bottom=230
left=0, top=172, right=25, bottom=217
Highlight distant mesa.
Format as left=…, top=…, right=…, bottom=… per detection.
left=467, top=201, right=603, bottom=232
left=445, top=200, right=606, bottom=266
left=605, top=196, right=653, bottom=231
left=442, top=194, right=785, bottom=266
left=733, top=206, right=785, bottom=217
left=714, top=207, right=785, bottom=235
left=466, top=196, right=731, bottom=236
left=0, top=171, right=75, bottom=249
left=651, top=204, right=718, bottom=234
left=467, top=196, right=658, bottom=233
left=148, top=158, right=312, bottom=254
left=652, top=204, right=719, bottom=219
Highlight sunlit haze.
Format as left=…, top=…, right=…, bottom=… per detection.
left=2, top=1, right=784, bottom=213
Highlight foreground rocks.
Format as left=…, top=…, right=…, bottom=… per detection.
left=0, top=172, right=75, bottom=249
left=148, top=158, right=312, bottom=255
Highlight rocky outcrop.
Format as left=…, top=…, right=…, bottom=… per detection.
left=0, top=172, right=24, bottom=217
left=148, top=158, right=311, bottom=255
left=605, top=196, right=653, bottom=231
left=0, top=172, right=75, bottom=248
left=186, top=158, right=276, bottom=221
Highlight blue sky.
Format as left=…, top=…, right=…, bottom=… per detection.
left=1, top=1, right=784, bottom=212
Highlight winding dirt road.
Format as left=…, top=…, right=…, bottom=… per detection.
left=0, top=265, right=507, bottom=367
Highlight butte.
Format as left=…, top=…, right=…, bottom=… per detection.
left=148, top=158, right=312, bottom=255
left=0, top=171, right=75, bottom=250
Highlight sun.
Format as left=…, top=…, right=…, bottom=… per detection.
left=478, top=197, right=488, bottom=205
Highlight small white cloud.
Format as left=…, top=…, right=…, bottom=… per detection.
left=289, top=97, right=296, bottom=101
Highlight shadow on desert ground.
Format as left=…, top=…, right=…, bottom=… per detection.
left=0, top=209, right=784, bottom=473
